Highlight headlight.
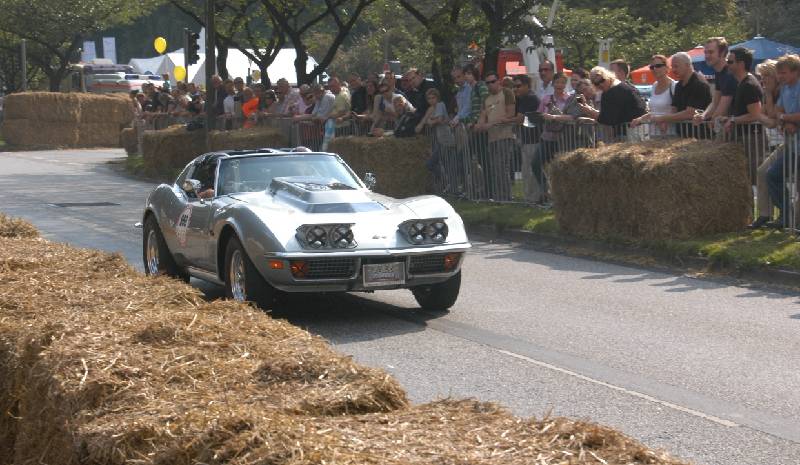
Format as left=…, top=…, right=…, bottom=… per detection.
left=305, top=226, right=327, bottom=248
left=297, top=224, right=356, bottom=249
left=330, top=225, right=355, bottom=248
left=426, top=221, right=448, bottom=243
left=407, top=221, right=427, bottom=244
left=401, top=219, right=448, bottom=245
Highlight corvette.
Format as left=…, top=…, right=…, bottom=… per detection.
left=140, top=148, right=471, bottom=310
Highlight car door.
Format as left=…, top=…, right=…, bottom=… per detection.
left=182, top=160, right=217, bottom=269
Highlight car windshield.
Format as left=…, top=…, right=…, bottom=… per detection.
left=216, top=154, right=362, bottom=196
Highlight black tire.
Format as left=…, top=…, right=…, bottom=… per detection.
left=411, top=271, right=461, bottom=312
left=143, top=215, right=188, bottom=281
left=224, top=236, right=276, bottom=309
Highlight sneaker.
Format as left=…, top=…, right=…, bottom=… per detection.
left=748, top=216, right=770, bottom=229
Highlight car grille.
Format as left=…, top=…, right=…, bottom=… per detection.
left=303, top=257, right=357, bottom=279
left=408, top=254, right=448, bottom=275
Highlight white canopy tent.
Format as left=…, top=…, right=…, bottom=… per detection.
left=129, top=48, right=320, bottom=87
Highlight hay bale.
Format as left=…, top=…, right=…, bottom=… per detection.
left=329, top=136, right=432, bottom=198
left=141, top=125, right=207, bottom=176
left=0, top=232, right=407, bottom=464
left=2, top=92, right=82, bottom=123
left=209, top=127, right=288, bottom=151
left=119, top=127, right=138, bottom=155
left=77, top=122, right=129, bottom=147
left=78, top=93, right=133, bottom=125
left=549, top=139, right=753, bottom=240
left=0, top=214, right=38, bottom=238
left=1, top=118, right=79, bottom=147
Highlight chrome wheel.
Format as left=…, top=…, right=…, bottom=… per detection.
left=146, top=229, right=160, bottom=275
left=229, top=249, right=247, bottom=301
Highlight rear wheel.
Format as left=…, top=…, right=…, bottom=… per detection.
left=411, top=271, right=461, bottom=312
left=224, top=236, right=276, bottom=309
left=143, top=216, right=187, bottom=281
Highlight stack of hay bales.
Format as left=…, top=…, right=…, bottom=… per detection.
left=549, top=139, right=753, bottom=240
left=0, top=213, right=691, bottom=465
left=141, top=126, right=288, bottom=177
left=141, top=125, right=206, bottom=176
left=208, top=126, right=287, bottom=151
left=0, top=92, right=132, bottom=148
left=329, top=135, right=432, bottom=198
left=119, top=127, right=138, bottom=155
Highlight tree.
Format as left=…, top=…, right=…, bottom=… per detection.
left=0, top=0, right=157, bottom=91
left=398, top=0, right=466, bottom=105
left=738, top=0, right=800, bottom=45
left=536, top=6, right=639, bottom=69
left=169, top=0, right=286, bottom=85
left=0, top=33, right=45, bottom=91
left=261, top=0, right=378, bottom=85
left=476, top=0, right=540, bottom=75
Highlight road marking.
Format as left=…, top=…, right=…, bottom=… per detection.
left=496, top=348, right=739, bottom=427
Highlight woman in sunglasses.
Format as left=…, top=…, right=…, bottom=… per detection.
left=641, top=55, right=676, bottom=135
left=589, top=66, right=647, bottom=140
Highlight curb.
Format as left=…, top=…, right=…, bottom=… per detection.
left=467, top=223, right=800, bottom=289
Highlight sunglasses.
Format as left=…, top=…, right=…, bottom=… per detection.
left=485, top=79, right=498, bottom=84
left=649, top=63, right=666, bottom=70
left=539, top=68, right=552, bottom=72
left=592, top=78, right=605, bottom=86
left=727, top=59, right=736, bottom=64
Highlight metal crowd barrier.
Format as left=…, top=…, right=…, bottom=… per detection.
left=129, top=110, right=799, bottom=234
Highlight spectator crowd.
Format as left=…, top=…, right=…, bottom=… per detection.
left=128, top=36, right=800, bottom=229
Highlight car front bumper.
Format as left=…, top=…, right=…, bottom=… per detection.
left=258, top=243, right=471, bottom=292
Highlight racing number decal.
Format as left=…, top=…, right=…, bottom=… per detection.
left=176, top=205, right=193, bottom=247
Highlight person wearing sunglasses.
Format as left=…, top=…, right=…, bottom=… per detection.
left=537, top=59, right=556, bottom=100
left=475, top=71, right=516, bottom=201
left=589, top=66, right=646, bottom=140
left=631, top=55, right=676, bottom=136
left=722, top=47, right=763, bottom=185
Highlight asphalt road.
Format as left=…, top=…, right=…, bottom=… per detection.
left=2, top=148, right=799, bottom=465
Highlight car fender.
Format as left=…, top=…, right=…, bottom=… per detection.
left=212, top=203, right=285, bottom=281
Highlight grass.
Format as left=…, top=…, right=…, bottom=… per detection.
left=452, top=201, right=800, bottom=272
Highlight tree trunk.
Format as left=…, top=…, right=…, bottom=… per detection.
left=216, top=45, right=229, bottom=79
left=430, top=31, right=455, bottom=111
left=259, top=63, right=271, bottom=88
left=293, top=42, right=310, bottom=85
left=484, top=21, right=503, bottom=77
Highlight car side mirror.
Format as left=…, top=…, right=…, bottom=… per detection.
left=182, top=178, right=202, bottom=194
left=364, top=172, right=376, bottom=190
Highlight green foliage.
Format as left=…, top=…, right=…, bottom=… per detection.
left=541, top=0, right=748, bottom=70
left=739, top=0, right=800, bottom=46
left=0, top=0, right=160, bottom=90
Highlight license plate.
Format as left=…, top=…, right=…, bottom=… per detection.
left=363, top=262, right=405, bottom=287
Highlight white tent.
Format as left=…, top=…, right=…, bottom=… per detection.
left=129, top=48, right=319, bottom=87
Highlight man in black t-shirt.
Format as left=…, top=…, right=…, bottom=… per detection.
left=347, top=73, right=368, bottom=115
left=723, top=48, right=762, bottom=128
left=723, top=47, right=763, bottom=183
left=404, top=68, right=435, bottom=118
left=694, top=37, right=736, bottom=126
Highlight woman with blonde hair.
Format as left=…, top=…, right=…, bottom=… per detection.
left=590, top=65, right=646, bottom=139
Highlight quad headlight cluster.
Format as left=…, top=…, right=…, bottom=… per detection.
left=296, top=224, right=356, bottom=249
left=400, top=219, right=448, bottom=245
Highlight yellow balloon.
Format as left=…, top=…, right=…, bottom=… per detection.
left=173, top=65, right=186, bottom=82
left=154, top=37, right=167, bottom=54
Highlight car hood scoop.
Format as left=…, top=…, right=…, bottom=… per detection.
left=265, top=176, right=387, bottom=213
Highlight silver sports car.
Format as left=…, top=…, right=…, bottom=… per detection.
left=140, top=148, right=471, bottom=311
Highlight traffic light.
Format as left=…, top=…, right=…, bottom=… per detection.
left=186, top=30, right=200, bottom=65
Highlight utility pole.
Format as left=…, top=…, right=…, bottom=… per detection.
left=205, top=0, right=217, bottom=133
left=21, top=39, right=27, bottom=91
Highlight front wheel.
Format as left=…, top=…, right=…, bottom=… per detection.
left=143, top=216, right=187, bottom=281
left=411, top=271, right=461, bottom=312
left=224, top=236, right=276, bottom=309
